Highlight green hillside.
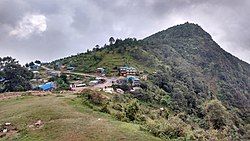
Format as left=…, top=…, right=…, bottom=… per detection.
left=49, top=38, right=158, bottom=74
left=0, top=94, right=162, bottom=141
left=48, top=23, right=250, bottom=140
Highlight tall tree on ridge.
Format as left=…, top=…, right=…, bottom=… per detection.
left=109, top=37, right=115, bottom=45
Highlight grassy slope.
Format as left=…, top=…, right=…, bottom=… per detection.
left=0, top=95, right=162, bottom=141
left=50, top=46, right=156, bottom=74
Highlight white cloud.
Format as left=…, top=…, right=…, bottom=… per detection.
left=9, top=14, right=47, bottom=38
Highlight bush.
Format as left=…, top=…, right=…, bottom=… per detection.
left=124, top=100, right=140, bottom=121
left=131, top=90, right=152, bottom=102
left=160, top=95, right=171, bottom=107
left=144, top=117, right=192, bottom=139
left=115, top=111, right=128, bottom=122
left=112, top=103, right=123, bottom=111
left=118, top=83, right=131, bottom=92
left=204, top=100, right=231, bottom=130
left=100, top=102, right=111, bottom=114
left=80, top=90, right=107, bottom=105
left=56, top=78, right=70, bottom=90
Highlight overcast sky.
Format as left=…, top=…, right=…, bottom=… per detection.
left=0, top=0, right=250, bottom=64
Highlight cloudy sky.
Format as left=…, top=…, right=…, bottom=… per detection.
left=0, top=0, right=250, bottom=64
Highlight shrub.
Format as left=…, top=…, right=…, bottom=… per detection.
left=118, top=83, right=131, bottom=92
left=100, top=102, right=111, bottom=114
left=144, top=116, right=192, bottom=139
left=115, top=111, right=129, bottom=122
left=204, top=100, right=231, bottom=130
left=56, top=78, right=70, bottom=90
left=80, top=89, right=107, bottom=105
left=124, top=100, right=140, bottom=121
left=160, top=95, right=171, bottom=107
left=131, top=90, right=152, bottom=102
left=112, top=103, right=123, bottom=111
left=140, top=82, right=148, bottom=90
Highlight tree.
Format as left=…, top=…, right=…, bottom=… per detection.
left=25, top=63, right=29, bottom=68
left=125, top=100, right=140, bottom=121
left=29, top=62, right=35, bottom=67
left=115, top=39, right=122, bottom=45
left=204, top=100, right=231, bottom=130
left=109, top=37, right=115, bottom=45
left=0, top=57, right=33, bottom=92
left=86, top=49, right=90, bottom=53
left=0, top=56, right=17, bottom=67
left=93, top=45, right=100, bottom=52
left=128, top=77, right=133, bottom=86
left=51, top=74, right=70, bottom=90
left=56, top=78, right=69, bottom=90
left=95, top=45, right=100, bottom=49
left=35, top=60, right=41, bottom=64
left=60, top=74, right=69, bottom=84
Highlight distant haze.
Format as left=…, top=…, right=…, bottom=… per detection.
left=0, top=0, right=249, bottom=64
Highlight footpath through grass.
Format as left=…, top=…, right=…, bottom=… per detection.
left=0, top=94, right=162, bottom=141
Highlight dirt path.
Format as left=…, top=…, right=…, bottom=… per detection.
left=0, top=65, right=121, bottom=100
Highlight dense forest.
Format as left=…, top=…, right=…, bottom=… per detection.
left=49, top=23, right=250, bottom=140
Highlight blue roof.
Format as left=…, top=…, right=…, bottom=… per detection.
left=39, top=82, right=55, bottom=91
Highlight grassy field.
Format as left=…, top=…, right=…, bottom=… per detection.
left=0, top=94, right=162, bottom=141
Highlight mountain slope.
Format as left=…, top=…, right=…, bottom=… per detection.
left=49, top=23, right=250, bottom=139
left=143, top=22, right=249, bottom=114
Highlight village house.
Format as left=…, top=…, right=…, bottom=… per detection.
left=118, top=67, right=137, bottom=76
left=38, top=82, right=56, bottom=91
left=47, top=70, right=60, bottom=77
left=115, top=76, right=140, bottom=87
left=29, top=64, right=40, bottom=71
left=32, top=71, right=40, bottom=79
left=126, top=76, right=140, bottom=86
left=96, top=68, right=105, bottom=76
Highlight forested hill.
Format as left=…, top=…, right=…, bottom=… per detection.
left=142, top=23, right=250, bottom=115
left=50, top=22, right=250, bottom=139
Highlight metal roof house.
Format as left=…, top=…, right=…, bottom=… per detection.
left=96, top=68, right=105, bottom=75
left=38, top=82, right=55, bottom=91
left=118, top=67, right=137, bottom=76
left=126, top=76, right=140, bottom=86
